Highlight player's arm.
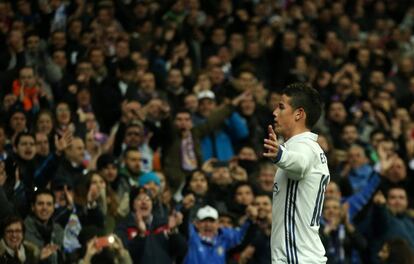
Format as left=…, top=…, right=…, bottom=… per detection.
left=263, top=125, right=314, bottom=180
left=274, top=142, right=315, bottom=180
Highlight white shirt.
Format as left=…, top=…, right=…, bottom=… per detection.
left=271, top=132, right=329, bottom=264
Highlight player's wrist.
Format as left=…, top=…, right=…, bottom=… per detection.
left=272, top=146, right=283, bottom=163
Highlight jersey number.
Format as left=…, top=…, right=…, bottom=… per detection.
left=310, top=174, right=329, bottom=226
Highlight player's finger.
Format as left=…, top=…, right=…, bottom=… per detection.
left=267, top=125, right=278, bottom=141
left=263, top=143, right=277, bottom=152
left=263, top=152, right=276, bottom=158
left=268, top=125, right=277, bottom=137
left=264, top=138, right=277, bottom=145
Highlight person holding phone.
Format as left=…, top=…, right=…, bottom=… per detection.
left=79, top=234, right=132, bottom=264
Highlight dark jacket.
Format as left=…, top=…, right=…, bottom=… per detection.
left=24, top=215, right=64, bottom=264
left=115, top=213, right=187, bottom=264
left=320, top=223, right=367, bottom=264
left=160, top=104, right=236, bottom=192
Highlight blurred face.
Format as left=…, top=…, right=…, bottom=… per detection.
left=174, top=112, right=193, bottom=132
left=56, top=103, right=71, bottom=125
left=4, top=222, right=24, bottom=250
left=10, top=112, right=26, bottom=133
left=209, top=66, right=224, bottom=85
left=198, top=99, right=216, bottom=117
left=100, top=164, right=118, bottom=183
left=238, top=147, right=257, bottom=160
left=255, top=195, right=271, bottom=219
left=219, top=216, right=233, bottom=228
left=235, top=185, right=254, bottom=206
left=33, top=194, right=54, bottom=222
left=258, top=166, right=275, bottom=192
left=143, top=181, right=160, bottom=198
left=325, top=182, right=341, bottom=200
left=140, top=73, right=156, bottom=93
left=125, top=150, right=141, bottom=174
left=26, top=35, right=40, bottom=52
left=116, top=41, right=129, bottom=59
left=133, top=192, right=153, bottom=218
left=196, top=219, right=219, bottom=238
left=189, top=171, right=208, bottom=195
left=90, top=49, right=105, bottom=68
left=347, top=146, right=367, bottom=169
left=386, top=158, right=406, bottom=183
left=77, top=62, right=93, bottom=80
left=387, top=188, right=408, bottom=214
left=328, top=102, right=347, bottom=123
left=65, top=138, right=85, bottom=165
left=184, top=95, right=198, bottom=113
left=51, top=32, right=66, bottom=49
left=357, top=49, right=370, bottom=66
left=35, top=132, right=49, bottom=156
left=124, top=126, right=143, bottom=147
left=211, top=167, right=232, bottom=186
left=229, top=33, right=244, bottom=53
left=273, top=95, right=297, bottom=139
left=90, top=174, right=106, bottom=194
left=167, top=69, right=183, bottom=88
left=342, top=125, right=358, bottom=145
left=19, top=68, right=36, bottom=87
left=211, top=28, right=226, bottom=45
left=240, top=96, right=256, bottom=116
left=323, top=199, right=341, bottom=222
left=84, top=113, right=97, bottom=131
left=16, top=135, right=35, bottom=160
left=283, top=32, right=297, bottom=51
left=37, top=113, right=53, bottom=134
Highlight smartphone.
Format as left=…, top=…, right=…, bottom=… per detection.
left=95, top=235, right=115, bottom=249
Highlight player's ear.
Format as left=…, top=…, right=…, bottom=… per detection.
left=295, top=108, right=305, bottom=121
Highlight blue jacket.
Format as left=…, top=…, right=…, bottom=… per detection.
left=184, top=221, right=250, bottom=264
left=347, top=164, right=374, bottom=194
left=343, top=172, right=381, bottom=220
left=196, top=112, right=249, bottom=161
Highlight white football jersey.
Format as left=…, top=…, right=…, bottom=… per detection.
left=271, top=132, right=330, bottom=264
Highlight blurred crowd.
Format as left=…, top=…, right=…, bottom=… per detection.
left=0, top=0, right=414, bottom=263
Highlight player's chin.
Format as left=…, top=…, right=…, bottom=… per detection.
left=274, top=126, right=282, bottom=134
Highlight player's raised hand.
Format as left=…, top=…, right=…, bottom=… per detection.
left=263, top=125, right=280, bottom=161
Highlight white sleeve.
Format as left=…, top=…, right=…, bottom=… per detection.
left=274, top=141, right=315, bottom=180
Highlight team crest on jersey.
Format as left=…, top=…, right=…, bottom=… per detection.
left=273, top=182, right=280, bottom=193
left=217, top=246, right=224, bottom=256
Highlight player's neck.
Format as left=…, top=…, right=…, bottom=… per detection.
left=284, top=126, right=310, bottom=141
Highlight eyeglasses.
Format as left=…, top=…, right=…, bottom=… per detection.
left=5, top=229, right=23, bottom=234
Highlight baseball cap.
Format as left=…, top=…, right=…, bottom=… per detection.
left=96, top=154, right=118, bottom=171
left=197, top=205, right=219, bottom=220
left=197, top=90, right=215, bottom=101
left=138, top=171, right=160, bottom=186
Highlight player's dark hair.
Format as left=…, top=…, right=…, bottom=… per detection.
left=283, top=82, right=322, bottom=129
